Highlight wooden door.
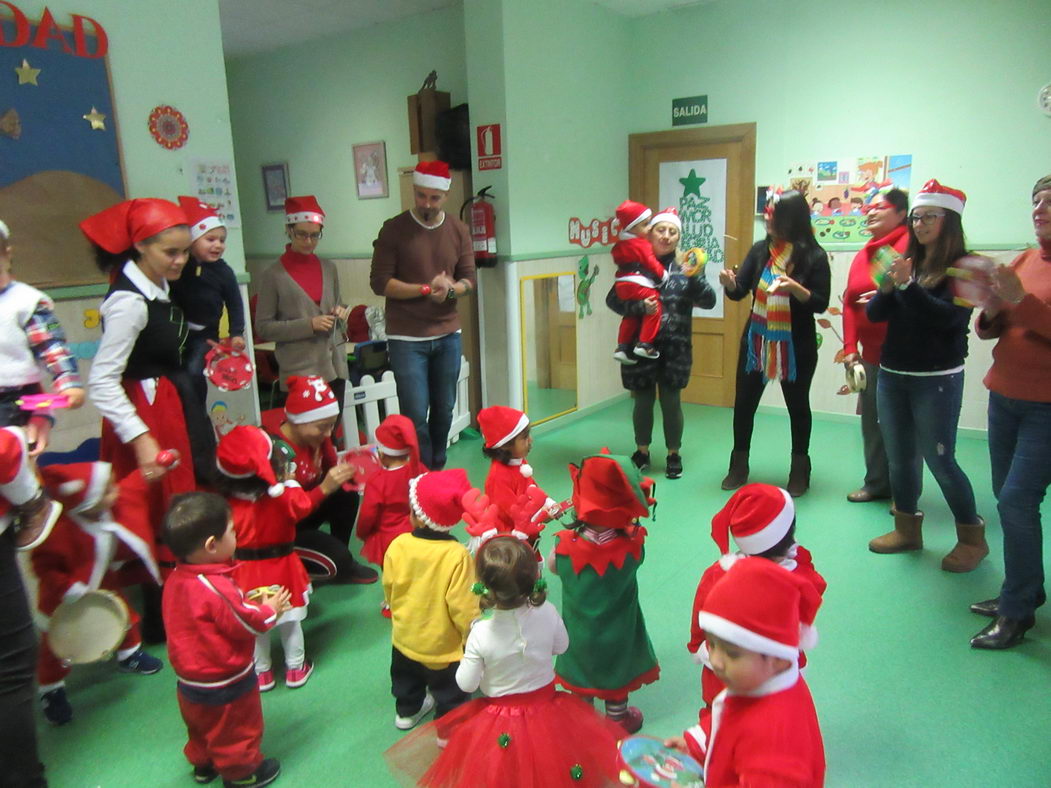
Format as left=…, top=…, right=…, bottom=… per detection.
left=628, top=124, right=756, bottom=407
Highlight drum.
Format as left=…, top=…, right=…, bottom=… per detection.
left=617, top=735, right=704, bottom=788
left=48, top=589, right=130, bottom=666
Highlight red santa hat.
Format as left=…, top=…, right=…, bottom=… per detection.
left=79, top=199, right=188, bottom=253
left=711, top=483, right=794, bottom=556
left=569, top=450, right=656, bottom=530
left=649, top=206, right=681, bottom=231
left=412, top=160, right=452, bottom=191
left=477, top=406, right=530, bottom=450
left=39, top=462, right=113, bottom=514
left=375, top=414, right=421, bottom=467
left=284, top=195, right=326, bottom=226
left=408, top=468, right=471, bottom=532
left=177, top=196, right=225, bottom=242
left=616, top=200, right=652, bottom=237
left=284, top=376, right=340, bottom=424
left=697, top=556, right=821, bottom=661
left=216, top=426, right=285, bottom=496
left=913, top=179, right=966, bottom=215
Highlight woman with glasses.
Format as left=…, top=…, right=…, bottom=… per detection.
left=255, top=195, right=351, bottom=411
left=719, top=189, right=831, bottom=497
left=841, top=188, right=910, bottom=503
left=967, top=175, right=1051, bottom=648
left=865, top=179, right=985, bottom=572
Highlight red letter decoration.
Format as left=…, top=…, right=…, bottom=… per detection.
left=0, top=1, right=30, bottom=47
left=72, top=14, right=107, bottom=58
left=30, top=8, right=74, bottom=55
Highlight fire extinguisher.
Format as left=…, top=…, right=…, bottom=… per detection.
left=460, top=186, right=497, bottom=268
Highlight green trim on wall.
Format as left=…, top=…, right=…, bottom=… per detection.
left=45, top=272, right=252, bottom=302
left=821, top=242, right=1030, bottom=254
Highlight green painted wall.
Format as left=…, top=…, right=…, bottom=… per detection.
left=16, top=0, right=245, bottom=278
left=630, top=0, right=1048, bottom=247
left=225, top=6, right=468, bottom=258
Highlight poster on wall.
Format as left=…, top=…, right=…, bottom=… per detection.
left=0, top=5, right=123, bottom=287
left=783, top=154, right=912, bottom=244
left=659, top=159, right=727, bottom=318
left=188, top=159, right=241, bottom=227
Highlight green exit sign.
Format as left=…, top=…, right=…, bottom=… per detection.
left=672, top=95, right=708, bottom=126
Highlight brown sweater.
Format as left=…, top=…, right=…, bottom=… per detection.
left=369, top=211, right=475, bottom=338
left=976, top=247, right=1051, bottom=402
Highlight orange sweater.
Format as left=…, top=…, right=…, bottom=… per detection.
left=977, top=247, right=1051, bottom=402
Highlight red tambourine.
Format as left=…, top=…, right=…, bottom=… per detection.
left=337, top=444, right=382, bottom=492
left=204, top=343, right=254, bottom=391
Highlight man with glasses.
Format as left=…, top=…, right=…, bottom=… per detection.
left=370, top=161, right=475, bottom=470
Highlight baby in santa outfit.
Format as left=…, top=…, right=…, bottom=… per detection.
left=668, top=557, right=826, bottom=787
left=686, top=484, right=826, bottom=725
left=612, top=200, right=668, bottom=364
left=30, top=462, right=164, bottom=725
left=0, top=425, right=62, bottom=550
left=383, top=469, right=479, bottom=730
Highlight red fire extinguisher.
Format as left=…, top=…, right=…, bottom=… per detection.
left=460, top=186, right=497, bottom=267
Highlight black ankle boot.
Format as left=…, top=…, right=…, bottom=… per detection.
left=786, top=454, right=811, bottom=497
left=970, top=615, right=1035, bottom=650
left=721, top=451, right=749, bottom=490
left=969, top=598, right=1000, bottom=618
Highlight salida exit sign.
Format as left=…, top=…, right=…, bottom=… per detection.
left=672, top=95, right=708, bottom=126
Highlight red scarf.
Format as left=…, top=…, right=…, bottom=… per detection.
left=280, top=245, right=323, bottom=305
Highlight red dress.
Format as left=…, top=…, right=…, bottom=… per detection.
left=356, top=463, right=416, bottom=566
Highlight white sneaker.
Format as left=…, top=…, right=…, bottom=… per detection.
left=394, top=693, right=435, bottom=730
left=613, top=349, right=637, bottom=365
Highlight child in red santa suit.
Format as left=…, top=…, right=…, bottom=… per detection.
left=546, top=451, right=660, bottom=733
left=215, top=425, right=353, bottom=691
left=667, top=557, right=826, bottom=787
left=612, top=200, right=668, bottom=364
left=162, top=491, right=290, bottom=788
left=686, top=484, right=826, bottom=727
left=30, top=462, right=164, bottom=725
left=0, top=425, right=62, bottom=550
left=262, top=374, right=377, bottom=584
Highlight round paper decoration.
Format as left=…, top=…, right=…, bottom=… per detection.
left=205, top=343, right=255, bottom=391
left=148, top=105, right=189, bottom=150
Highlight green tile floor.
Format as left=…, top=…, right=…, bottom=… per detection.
left=34, top=401, right=1051, bottom=786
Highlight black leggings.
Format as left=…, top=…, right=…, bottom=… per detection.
left=632, top=385, right=684, bottom=451
left=732, top=344, right=818, bottom=456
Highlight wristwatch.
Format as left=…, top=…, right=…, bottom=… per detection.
left=445, top=286, right=457, bottom=301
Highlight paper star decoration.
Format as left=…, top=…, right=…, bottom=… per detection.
left=679, top=169, right=707, bottom=198
left=83, top=107, right=106, bottom=131
left=15, top=59, right=40, bottom=86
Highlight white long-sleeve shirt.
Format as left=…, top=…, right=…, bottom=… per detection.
left=455, top=601, right=569, bottom=698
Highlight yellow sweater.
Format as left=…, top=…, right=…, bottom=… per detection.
left=383, top=530, right=479, bottom=668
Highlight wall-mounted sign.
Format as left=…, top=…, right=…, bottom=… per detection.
left=476, top=124, right=502, bottom=170
left=672, top=95, right=708, bottom=126
left=568, top=216, right=619, bottom=248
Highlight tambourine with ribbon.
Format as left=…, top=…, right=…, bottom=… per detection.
left=204, top=341, right=255, bottom=391
left=682, top=247, right=708, bottom=277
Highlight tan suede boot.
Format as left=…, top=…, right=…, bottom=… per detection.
left=941, top=518, right=989, bottom=573
left=868, top=509, right=923, bottom=554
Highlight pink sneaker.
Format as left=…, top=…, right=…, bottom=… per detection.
left=257, top=669, right=275, bottom=692
left=285, top=661, right=314, bottom=689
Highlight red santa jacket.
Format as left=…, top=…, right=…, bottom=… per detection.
left=612, top=236, right=666, bottom=288
left=356, top=462, right=415, bottom=543
left=163, top=561, right=277, bottom=689
left=685, top=667, right=825, bottom=787
left=484, top=459, right=545, bottom=533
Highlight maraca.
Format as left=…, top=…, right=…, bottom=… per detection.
left=156, top=449, right=181, bottom=469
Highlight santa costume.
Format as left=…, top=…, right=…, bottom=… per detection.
left=356, top=414, right=423, bottom=566
left=687, top=484, right=826, bottom=711
left=0, top=425, right=61, bottom=550
left=28, top=462, right=162, bottom=720
left=682, top=557, right=825, bottom=787
left=548, top=452, right=659, bottom=730
left=612, top=200, right=667, bottom=355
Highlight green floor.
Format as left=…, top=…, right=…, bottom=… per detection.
left=37, top=401, right=1051, bottom=786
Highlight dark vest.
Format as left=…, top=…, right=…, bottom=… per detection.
left=104, top=270, right=187, bottom=380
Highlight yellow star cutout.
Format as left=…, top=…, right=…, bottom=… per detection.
left=15, top=59, right=40, bottom=86
left=83, top=107, right=106, bottom=131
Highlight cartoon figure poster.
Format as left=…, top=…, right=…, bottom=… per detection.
left=188, top=159, right=241, bottom=228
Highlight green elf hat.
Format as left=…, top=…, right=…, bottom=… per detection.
left=569, top=449, right=656, bottom=530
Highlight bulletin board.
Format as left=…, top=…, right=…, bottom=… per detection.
left=0, top=7, right=125, bottom=288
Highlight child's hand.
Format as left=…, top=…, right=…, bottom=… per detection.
left=320, top=463, right=356, bottom=495
left=663, top=736, right=689, bottom=754
left=64, top=388, right=86, bottom=409
left=259, top=586, right=292, bottom=615
left=229, top=336, right=247, bottom=352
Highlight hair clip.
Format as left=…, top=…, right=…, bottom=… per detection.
left=471, top=581, right=489, bottom=596
left=533, top=577, right=548, bottom=594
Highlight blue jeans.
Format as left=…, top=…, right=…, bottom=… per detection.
left=877, top=369, right=977, bottom=522
left=387, top=334, right=461, bottom=469
left=183, top=330, right=215, bottom=408
left=988, top=391, right=1051, bottom=619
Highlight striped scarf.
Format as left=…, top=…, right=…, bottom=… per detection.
left=746, top=240, right=796, bottom=382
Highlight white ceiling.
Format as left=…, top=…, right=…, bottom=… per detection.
left=219, top=0, right=717, bottom=58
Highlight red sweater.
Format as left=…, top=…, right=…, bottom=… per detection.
left=280, top=247, right=323, bottom=305
left=612, top=236, right=666, bottom=286
left=163, top=561, right=277, bottom=688
left=842, top=224, right=908, bottom=363
left=977, top=246, right=1051, bottom=402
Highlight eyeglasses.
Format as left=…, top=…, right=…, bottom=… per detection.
left=909, top=212, right=945, bottom=226
left=291, top=230, right=322, bottom=241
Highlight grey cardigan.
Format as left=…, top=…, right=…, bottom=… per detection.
left=254, top=257, right=349, bottom=389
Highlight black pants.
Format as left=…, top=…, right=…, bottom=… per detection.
left=0, top=531, right=48, bottom=787
left=632, top=385, right=684, bottom=451
left=390, top=647, right=468, bottom=719
left=732, top=339, right=818, bottom=456
left=297, top=488, right=358, bottom=545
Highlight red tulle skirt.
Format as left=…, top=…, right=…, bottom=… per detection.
left=385, top=683, right=625, bottom=788
left=234, top=554, right=312, bottom=608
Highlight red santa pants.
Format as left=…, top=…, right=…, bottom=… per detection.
left=177, top=685, right=264, bottom=781
left=614, top=281, right=662, bottom=345
left=37, top=593, right=141, bottom=687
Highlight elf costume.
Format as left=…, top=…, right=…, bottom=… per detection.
left=550, top=452, right=659, bottom=731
